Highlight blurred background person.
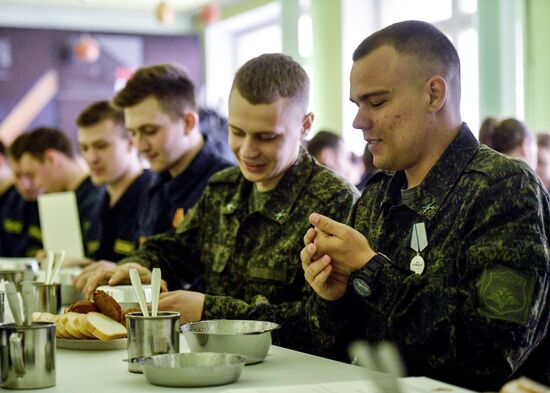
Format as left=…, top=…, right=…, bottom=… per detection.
left=478, top=117, right=538, bottom=169
left=0, top=135, right=43, bottom=257
left=306, top=130, right=355, bottom=183
left=18, top=127, right=105, bottom=256
left=77, top=100, right=154, bottom=263
left=478, top=116, right=497, bottom=147
left=536, top=133, right=550, bottom=191
left=356, top=144, right=378, bottom=191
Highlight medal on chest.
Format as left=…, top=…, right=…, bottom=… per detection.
left=410, top=222, right=428, bottom=274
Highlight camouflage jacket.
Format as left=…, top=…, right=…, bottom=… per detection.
left=120, top=148, right=359, bottom=353
left=306, top=125, right=550, bottom=391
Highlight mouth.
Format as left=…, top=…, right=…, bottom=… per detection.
left=365, top=138, right=382, bottom=145
left=242, top=161, right=266, bottom=172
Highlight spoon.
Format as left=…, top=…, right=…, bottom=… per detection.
left=129, top=269, right=149, bottom=317
left=21, top=281, right=34, bottom=327
left=5, top=281, right=23, bottom=327
left=151, top=268, right=161, bottom=317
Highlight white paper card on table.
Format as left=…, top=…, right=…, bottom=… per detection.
left=38, top=192, right=84, bottom=259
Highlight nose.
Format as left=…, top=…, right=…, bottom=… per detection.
left=240, top=135, right=259, bottom=159
left=134, top=133, right=149, bottom=154
left=352, top=106, right=373, bottom=131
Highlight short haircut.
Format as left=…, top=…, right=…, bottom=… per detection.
left=537, top=133, right=550, bottom=149
left=20, top=127, right=76, bottom=160
left=77, top=100, right=125, bottom=132
left=113, top=64, right=196, bottom=119
left=231, top=53, right=309, bottom=111
left=482, top=118, right=532, bottom=154
left=478, top=116, right=498, bottom=147
left=8, top=133, right=31, bottom=161
left=307, top=131, right=343, bottom=159
left=353, top=20, right=461, bottom=99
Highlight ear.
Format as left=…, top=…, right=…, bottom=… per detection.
left=425, top=75, right=447, bottom=113
left=43, top=149, right=58, bottom=165
left=300, top=112, right=314, bottom=140
left=182, top=111, right=198, bottom=136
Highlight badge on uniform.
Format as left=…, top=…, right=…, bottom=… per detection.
left=410, top=222, right=428, bottom=274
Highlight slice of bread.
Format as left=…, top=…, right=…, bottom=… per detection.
left=63, top=313, right=90, bottom=339
left=85, top=312, right=127, bottom=341
left=74, top=313, right=96, bottom=338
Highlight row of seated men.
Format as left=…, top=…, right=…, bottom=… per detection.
left=0, top=108, right=232, bottom=262
left=1, top=20, right=550, bottom=393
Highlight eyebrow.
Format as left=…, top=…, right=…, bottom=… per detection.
left=228, top=124, right=277, bottom=135
left=350, top=90, right=390, bottom=105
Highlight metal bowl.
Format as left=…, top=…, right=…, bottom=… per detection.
left=181, top=320, right=280, bottom=364
left=142, top=352, right=246, bottom=387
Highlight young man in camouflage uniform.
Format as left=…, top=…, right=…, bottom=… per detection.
left=301, top=21, right=550, bottom=391
left=84, top=53, right=359, bottom=353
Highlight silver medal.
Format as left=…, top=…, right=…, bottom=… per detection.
left=410, top=254, right=425, bottom=275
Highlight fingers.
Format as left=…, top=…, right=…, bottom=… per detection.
left=309, top=213, right=348, bottom=239
left=303, top=227, right=317, bottom=246
left=82, top=270, right=113, bottom=299
left=300, top=243, right=317, bottom=268
left=160, top=279, right=169, bottom=292
left=303, top=254, right=331, bottom=285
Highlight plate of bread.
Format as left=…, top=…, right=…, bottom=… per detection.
left=33, top=290, right=133, bottom=350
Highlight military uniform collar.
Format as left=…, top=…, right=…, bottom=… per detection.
left=382, top=123, right=479, bottom=219
left=221, top=147, right=313, bottom=223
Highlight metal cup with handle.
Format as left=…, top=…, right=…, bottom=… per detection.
left=0, top=321, right=56, bottom=389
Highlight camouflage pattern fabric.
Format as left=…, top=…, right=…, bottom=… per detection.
left=305, top=125, right=550, bottom=391
left=119, top=148, right=359, bottom=353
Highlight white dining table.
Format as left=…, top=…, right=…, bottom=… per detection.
left=43, top=335, right=477, bottom=393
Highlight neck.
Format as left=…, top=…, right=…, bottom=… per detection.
left=106, top=159, right=143, bottom=207
left=405, top=120, right=462, bottom=189
left=64, top=159, right=89, bottom=192
left=168, top=132, right=204, bottom=178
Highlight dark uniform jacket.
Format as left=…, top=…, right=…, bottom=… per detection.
left=0, top=186, right=42, bottom=257
left=305, top=124, right=550, bottom=391
left=136, top=138, right=233, bottom=239
left=75, top=176, right=105, bottom=256
left=120, top=149, right=359, bottom=353
left=86, top=170, right=155, bottom=261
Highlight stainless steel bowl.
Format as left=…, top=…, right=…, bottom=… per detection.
left=181, top=320, right=280, bottom=364
left=142, top=352, right=246, bottom=387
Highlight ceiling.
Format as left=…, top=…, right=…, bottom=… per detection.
left=0, top=0, right=215, bottom=13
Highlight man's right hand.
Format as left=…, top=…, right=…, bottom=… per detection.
left=300, top=240, right=349, bottom=301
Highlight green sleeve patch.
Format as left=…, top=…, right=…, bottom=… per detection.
left=477, top=265, right=536, bottom=325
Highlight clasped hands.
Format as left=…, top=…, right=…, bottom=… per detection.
left=300, top=213, right=375, bottom=301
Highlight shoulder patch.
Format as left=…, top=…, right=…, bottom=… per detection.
left=209, top=167, right=241, bottom=184
left=477, top=265, right=536, bottom=325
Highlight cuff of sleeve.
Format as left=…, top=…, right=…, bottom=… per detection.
left=203, top=294, right=250, bottom=320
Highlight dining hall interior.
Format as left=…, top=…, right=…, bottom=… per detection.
left=1, top=1, right=550, bottom=393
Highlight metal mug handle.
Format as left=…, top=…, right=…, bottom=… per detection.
left=8, top=332, right=25, bottom=377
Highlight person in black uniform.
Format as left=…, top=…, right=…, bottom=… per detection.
left=0, top=136, right=42, bottom=257
left=17, top=127, right=105, bottom=256
left=73, top=64, right=233, bottom=291
left=76, top=100, right=154, bottom=263
left=114, top=64, right=233, bottom=238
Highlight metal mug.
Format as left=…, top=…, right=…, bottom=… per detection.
left=0, top=322, right=56, bottom=389
left=32, top=283, right=62, bottom=314
left=126, top=311, right=180, bottom=373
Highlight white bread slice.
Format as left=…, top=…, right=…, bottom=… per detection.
left=63, top=313, right=89, bottom=339
left=56, top=319, right=74, bottom=338
left=74, top=313, right=96, bottom=338
left=85, top=312, right=127, bottom=341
